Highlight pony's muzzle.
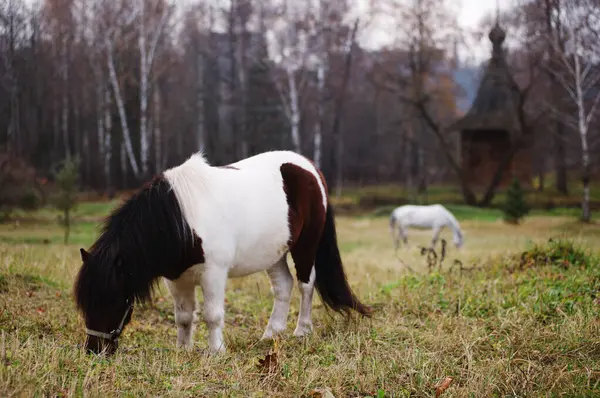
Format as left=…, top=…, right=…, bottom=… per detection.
left=85, top=335, right=118, bottom=356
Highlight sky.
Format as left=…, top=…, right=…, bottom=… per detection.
left=19, top=0, right=517, bottom=64
left=455, top=0, right=517, bottom=62
left=357, top=0, right=518, bottom=64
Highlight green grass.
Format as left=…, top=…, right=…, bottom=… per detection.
left=1, top=203, right=600, bottom=396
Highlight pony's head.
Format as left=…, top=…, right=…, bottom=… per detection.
left=73, top=176, right=202, bottom=355
left=75, top=247, right=136, bottom=355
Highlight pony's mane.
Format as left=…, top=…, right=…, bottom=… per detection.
left=74, top=175, right=191, bottom=315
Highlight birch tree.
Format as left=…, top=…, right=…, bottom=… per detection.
left=86, top=1, right=113, bottom=194
left=311, top=0, right=333, bottom=168
left=138, top=0, right=171, bottom=177
left=101, top=0, right=140, bottom=178
left=545, top=0, right=600, bottom=222
left=266, top=0, right=310, bottom=154
left=102, top=0, right=171, bottom=180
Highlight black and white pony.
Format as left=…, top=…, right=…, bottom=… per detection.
left=75, top=150, right=370, bottom=354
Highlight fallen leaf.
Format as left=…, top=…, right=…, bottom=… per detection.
left=26, top=291, right=34, bottom=298
left=310, top=387, right=336, bottom=398
left=257, top=351, right=278, bottom=373
left=36, top=307, right=45, bottom=315
left=435, top=376, right=454, bottom=397
left=55, top=292, right=62, bottom=298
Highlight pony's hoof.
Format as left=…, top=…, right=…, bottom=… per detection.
left=293, top=324, right=313, bottom=337
left=176, top=342, right=194, bottom=351
left=209, top=344, right=226, bottom=354
left=261, top=326, right=285, bottom=340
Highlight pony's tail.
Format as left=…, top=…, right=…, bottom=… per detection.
left=314, top=204, right=371, bottom=317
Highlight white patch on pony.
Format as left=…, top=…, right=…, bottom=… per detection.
left=162, top=150, right=325, bottom=353
left=228, top=150, right=327, bottom=209
left=262, top=256, right=293, bottom=339
left=293, top=266, right=316, bottom=337
left=390, top=204, right=464, bottom=249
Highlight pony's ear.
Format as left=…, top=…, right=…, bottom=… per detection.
left=80, top=248, right=90, bottom=262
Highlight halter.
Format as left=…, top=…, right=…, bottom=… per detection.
left=85, top=299, right=134, bottom=343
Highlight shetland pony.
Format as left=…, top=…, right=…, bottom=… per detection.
left=389, top=204, right=464, bottom=250
left=74, top=150, right=370, bottom=355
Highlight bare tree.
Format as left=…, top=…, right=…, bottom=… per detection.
left=369, top=0, right=476, bottom=203
left=138, top=0, right=171, bottom=177
left=543, top=0, right=569, bottom=194
left=331, top=18, right=359, bottom=197
left=266, top=0, right=310, bottom=154
left=544, top=0, right=600, bottom=221
left=309, top=0, right=349, bottom=168
left=0, top=0, right=24, bottom=153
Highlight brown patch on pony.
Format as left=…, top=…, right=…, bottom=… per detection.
left=166, top=234, right=205, bottom=280
left=280, top=163, right=327, bottom=283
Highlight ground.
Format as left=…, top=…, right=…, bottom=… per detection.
left=1, top=201, right=599, bottom=397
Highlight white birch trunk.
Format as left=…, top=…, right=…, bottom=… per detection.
left=313, top=51, right=327, bottom=168
left=196, top=50, right=205, bottom=152
left=107, top=42, right=141, bottom=177
left=139, top=0, right=169, bottom=176
left=138, top=0, right=149, bottom=176
left=547, top=4, right=599, bottom=222
left=287, top=67, right=301, bottom=153
left=574, top=48, right=591, bottom=222
left=96, top=76, right=105, bottom=169
left=580, top=130, right=590, bottom=222
left=313, top=0, right=327, bottom=168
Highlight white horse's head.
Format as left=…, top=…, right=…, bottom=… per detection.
left=453, top=230, right=464, bottom=249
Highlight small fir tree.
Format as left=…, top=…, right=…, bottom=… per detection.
left=503, top=177, right=529, bottom=224
left=53, top=158, right=80, bottom=244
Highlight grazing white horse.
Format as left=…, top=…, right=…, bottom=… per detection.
left=75, top=150, right=369, bottom=355
left=389, top=204, right=464, bottom=250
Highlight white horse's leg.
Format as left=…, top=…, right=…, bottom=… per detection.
left=262, top=257, right=293, bottom=339
left=394, top=224, right=408, bottom=250
left=164, top=276, right=198, bottom=350
left=293, top=266, right=316, bottom=337
left=393, top=226, right=402, bottom=251
left=431, top=226, right=442, bottom=249
left=200, top=264, right=228, bottom=353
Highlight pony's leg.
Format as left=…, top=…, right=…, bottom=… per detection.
left=164, top=276, right=198, bottom=350
left=261, top=257, right=293, bottom=339
left=293, top=266, right=316, bottom=337
left=200, top=264, right=228, bottom=353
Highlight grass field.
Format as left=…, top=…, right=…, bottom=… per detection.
left=1, top=202, right=600, bottom=397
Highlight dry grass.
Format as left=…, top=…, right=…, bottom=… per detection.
left=1, top=213, right=600, bottom=397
